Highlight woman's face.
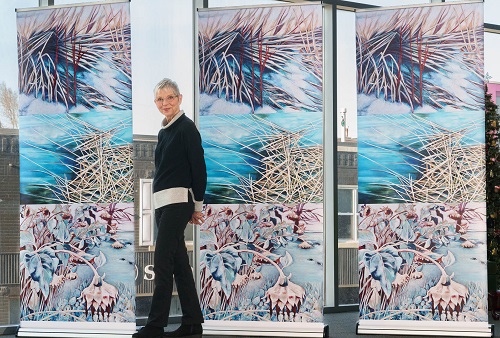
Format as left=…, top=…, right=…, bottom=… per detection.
left=154, top=87, right=183, bottom=122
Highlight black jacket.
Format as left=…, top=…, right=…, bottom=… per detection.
left=153, top=113, right=207, bottom=211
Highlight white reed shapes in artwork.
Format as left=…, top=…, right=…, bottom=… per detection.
left=356, top=4, right=483, bottom=112
left=199, top=6, right=322, bottom=113
left=23, top=114, right=133, bottom=204
left=361, top=114, right=485, bottom=203
left=17, top=4, right=131, bottom=111
left=206, top=115, right=322, bottom=204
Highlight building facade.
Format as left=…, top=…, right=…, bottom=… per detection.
left=489, top=81, right=500, bottom=104
left=0, top=129, right=20, bottom=325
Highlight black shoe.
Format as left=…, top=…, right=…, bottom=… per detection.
left=163, top=323, right=203, bottom=337
left=133, top=324, right=164, bottom=338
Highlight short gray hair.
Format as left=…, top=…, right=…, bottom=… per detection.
left=153, top=78, right=180, bottom=97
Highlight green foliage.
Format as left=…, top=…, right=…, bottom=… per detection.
left=486, top=85, right=500, bottom=272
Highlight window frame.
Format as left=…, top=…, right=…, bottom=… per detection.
left=338, top=185, right=358, bottom=244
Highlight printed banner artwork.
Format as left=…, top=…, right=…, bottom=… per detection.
left=356, top=2, right=487, bottom=334
left=17, top=3, right=132, bottom=115
left=359, top=202, right=487, bottom=320
left=19, top=111, right=133, bottom=205
left=198, top=5, right=323, bottom=116
left=200, top=113, right=323, bottom=205
left=197, top=3, right=324, bottom=330
left=199, top=203, right=324, bottom=322
left=16, top=2, right=135, bottom=336
left=19, top=110, right=133, bottom=204
left=358, top=112, right=485, bottom=204
left=20, top=203, right=135, bottom=322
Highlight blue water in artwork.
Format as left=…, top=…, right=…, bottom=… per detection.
left=19, top=111, right=132, bottom=204
left=200, top=112, right=323, bottom=204
left=358, top=111, right=484, bottom=204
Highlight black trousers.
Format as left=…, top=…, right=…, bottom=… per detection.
left=147, top=201, right=204, bottom=327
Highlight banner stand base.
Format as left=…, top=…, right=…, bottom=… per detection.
left=202, top=320, right=327, bottom=337
left=17, top=322, right=136, bottom=338
left=17, top=330, right=133, bottom=338
left=357, top=320, right=493, bottom=337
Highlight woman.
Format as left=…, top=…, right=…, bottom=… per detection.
left=133, top=78, right=206, bottom=338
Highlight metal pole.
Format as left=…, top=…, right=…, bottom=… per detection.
left=192, top=0, right=206, bottom=299
left=332, top=4, right=339, bottom=310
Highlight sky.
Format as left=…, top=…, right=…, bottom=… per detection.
left=1, top=0, right=499, bottom=137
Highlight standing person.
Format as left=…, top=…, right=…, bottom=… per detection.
left=133, top=78, right=206, bottom=338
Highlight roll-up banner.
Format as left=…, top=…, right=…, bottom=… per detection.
left=197, top=3, right=327, bottom=337
left=356, top=1, right=490, bottom=336
left=16, top=1, right=135, bottom=337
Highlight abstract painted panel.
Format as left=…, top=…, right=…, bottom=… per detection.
left=200, top=203, right=323, bottom=322
left=200, top=113, right=323, bottom=205
left=356, top=3, right=483, bottom=115
left=199, top=5, right=322, bottom=115
left=17, top=2, right=131, bottom=115
left=19, top=111, right=133, bottom=205
left=358, top=202, right=487, bottom=321
left=358, top=112, right=485, bottom=204
left=356, top=2, right=486, bottom=331
left=20, top=202, right=135, bottom=323
left=17, top=2, right=135, bottom=335
left=198, top=4, right=324, bottom=327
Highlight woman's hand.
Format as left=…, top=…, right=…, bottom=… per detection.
left=190, top=211, right=205, bottom=225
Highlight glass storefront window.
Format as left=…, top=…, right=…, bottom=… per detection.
left=337, top=186, right=359, bottom=306
left=338, top=214, right=353, bottom=240
left=338, top=188, right=357, bottom=242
